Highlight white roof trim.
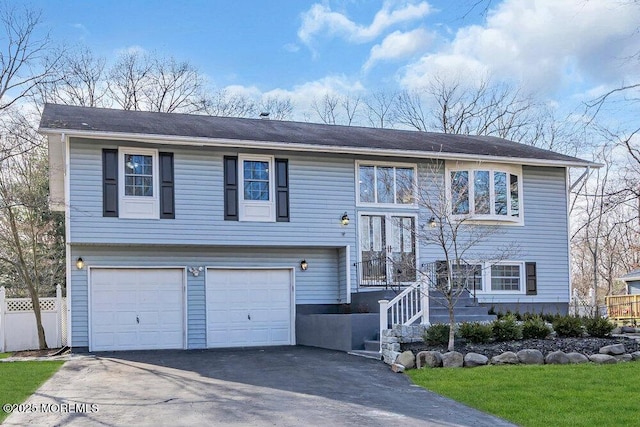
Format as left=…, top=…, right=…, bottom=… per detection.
left=39, top=128, right=602, bottom=168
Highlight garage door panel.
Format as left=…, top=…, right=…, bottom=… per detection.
left=90, top=268, right=185, bottom=351
left=207, top=269, right=292, bottom=348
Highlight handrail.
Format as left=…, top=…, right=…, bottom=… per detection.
left=379, top=279, right=429, bottom=349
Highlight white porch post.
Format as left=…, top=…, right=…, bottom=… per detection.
left=421, top=279, right=430, bottom=325
left=55, top=284, right=62, bottom=348
left=0, top=287, right=5, bottom=352
left=378, top=299, right=388, bottom=353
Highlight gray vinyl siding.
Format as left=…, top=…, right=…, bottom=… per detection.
left=414, top=165, right=570, bottom=304
left=68, top=138, right=356, bottom=247
left=629, top=281, right=640, bottom=295
left=69, top=246, right=345, bottom=349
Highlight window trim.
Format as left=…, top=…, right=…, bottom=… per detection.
left=476, top=261, right=526, bottom=295
left=445, top=161, right=524, bottom=225
left=118, top=147, right=159, bottom=219
left=355, top=160, right=418, bottom=208
left=238, top=154, right=275, bottom=222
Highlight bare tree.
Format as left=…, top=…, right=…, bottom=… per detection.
left=0, top=113, right=65, bottom=349
left=107, top=50, right=152, bottom=111
left=144, top=56, right=205, bottom=113
left=364, top=90, right=396, bottom=128
left=0, top=4, right=58, bottom=112
left=202, top=88, right=256, bottom=117
left=311, top=93, right=339, bottom=124
left=394, top=90, right=429, bottom=131
left=31, top=46, right=109, bottom=109
left=383, top=161, right=517, bottom=351
left=258, top=95, right=293, bottom=120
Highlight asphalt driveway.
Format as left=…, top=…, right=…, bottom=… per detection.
left=5, top=347, right=514, bottom=426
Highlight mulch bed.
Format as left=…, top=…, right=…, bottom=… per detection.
left=9, top=347, right=69, bottom=358
left=402, top=336, right=639, bottom=359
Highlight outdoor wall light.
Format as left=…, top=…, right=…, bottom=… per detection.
left=76, top=257, right=85, bottom=270
left=189, top=266, right=204, bottom=277
left=428, top=217, right=437, bottom=228
left=341, top=212, right=350, bottom=226
left=300, top=260, right=308, bottom=271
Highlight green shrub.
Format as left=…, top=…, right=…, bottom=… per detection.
left=492, top=314, right=523, bottom=341
left=522, top=316, right=552, bottom=339
left=458, top=322, right=493, bottom=344
left=424, top=323, right=451, bottom=346
left=584, top=316, right=616, bottom=337
left=552, top=315, right=584, bottom=337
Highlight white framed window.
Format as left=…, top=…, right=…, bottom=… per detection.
left=356, top=161, right=417, bottom=207
left=435, top=260, right=526, bottom=294
left=446, top=161, right=523, bottom=224
left=238, top=154, right=275, bottom=222
left=118, top=147, right=159, bottom=219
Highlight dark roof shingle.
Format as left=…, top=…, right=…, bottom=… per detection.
left=39, top=103, right=595, bottom=166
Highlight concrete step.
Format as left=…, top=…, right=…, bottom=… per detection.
left=429, top=306, right=492, bottom=316
left=348, top=350, right=382, bottom=360
left=364, top=339, right=380, bottom=352
left=429, top=314, right=497, bottom=324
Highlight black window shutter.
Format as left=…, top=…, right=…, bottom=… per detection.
left=224, top=156, right=238, bottom=220
left=525, top=262, right=537, bottom=295
left=102, top=149, right=118, bottom=217
left=159, top=152, right=175, bottom=219
left=275, top=159, right=289, bottom=222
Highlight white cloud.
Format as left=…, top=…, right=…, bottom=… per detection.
left=223, top=75, right=366, bottom=121
left=400, top=0, right=640, bottom=95
left=114, top=45, right=147, bottom=56
left=298, top=1, right=431, bottom=45
left=364, top=28, right=433, bottom=70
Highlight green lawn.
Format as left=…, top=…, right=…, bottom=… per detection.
left=408, top=363, right=640, bottom=427
left=0, top=361, right=64, bottom=423
left=0, top=353, right=10, bottom=359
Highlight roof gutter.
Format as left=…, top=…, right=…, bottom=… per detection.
left=39, top=127, right=603, bottom=169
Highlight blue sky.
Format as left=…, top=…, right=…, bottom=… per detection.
left=30, top=0, right=640, bottom=122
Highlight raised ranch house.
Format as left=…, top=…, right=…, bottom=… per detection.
left=40, top=104, right=596, bottom=353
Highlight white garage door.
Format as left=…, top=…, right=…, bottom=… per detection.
left=90, top=268, right=185, bottom=351
left=206, top=269, right=293, bottom=348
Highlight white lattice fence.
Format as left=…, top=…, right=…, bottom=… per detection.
left=0, top=285, right=67, bottom=352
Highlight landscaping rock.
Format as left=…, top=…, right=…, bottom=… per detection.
left=517, top=349, right=544, bottom=365
left=391, top=363, right=405, bottom=373
left=599, top=344, right=625, bottom=355
left=396, top=351, right=415, bottom=369
left=621, top=326, right=637, bottom=333
left=614, top=354, right=632, bottom=362
left=464, top=352, right=488, bottom=367
left=545, top=351, right=570, bottom=365
left=566, top=352, right=589, bottom=364
left=588, top=354, right=617, bottom=364
left=631, top=351, right=640, bottom=361
left=416, top=351, right=442, bottom=368
left=491, top=351, right=519, bottom=365
left=442, top=351, right=464, bottom=368
left=383, top=351, right=400, bottom=365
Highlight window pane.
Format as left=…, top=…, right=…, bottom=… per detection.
left=124, top=154, right=153, bottom=197
left=451, top=171, right=469, bottom=214
left=510, top=174, right=519, bottom=217
left=359, top=166, right=375, bottom=203
left=376, top=167, right=394, bottom=203
left=491, top=264, right=520, bottom=291
left=474, top=170, right=490, bottom=214
left=494, top=171, right=507, bottom=215
left=243, top=160, right=270, bottom=201
left=396, top=168, right=414, bottom=204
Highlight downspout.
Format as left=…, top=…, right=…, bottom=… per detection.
left=62, top=132, right=72, bottom=347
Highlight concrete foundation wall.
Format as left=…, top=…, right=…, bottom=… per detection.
left=296, top=313, right=379, bottom=352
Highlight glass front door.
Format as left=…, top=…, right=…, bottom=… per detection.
left=359, top=214, right=416, bottom=284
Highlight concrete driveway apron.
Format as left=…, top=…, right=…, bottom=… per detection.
left=5, top=346, right=515, bottom=426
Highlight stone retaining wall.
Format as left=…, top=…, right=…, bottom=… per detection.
left=381, top=325, right=427, bottom=364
